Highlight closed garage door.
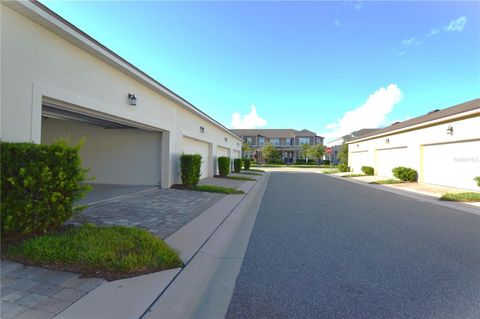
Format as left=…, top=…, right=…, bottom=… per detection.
left=350, top=151, right=369, bottom=173
left=217, top=146, right=229, bottom=158
left=183, top=137, right=210, bottom=179
left=42, top=117, right=162, bottom=185
left=233, top=150, right=241, bottom=159
left=423, top=140, right=480, bottom=190
left=375, top=147, right=408, bottom=178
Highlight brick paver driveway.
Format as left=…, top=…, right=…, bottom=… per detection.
left=69, top=187, right=225, bottom=239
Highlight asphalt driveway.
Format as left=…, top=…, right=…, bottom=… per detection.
left=226, top=172, right=480, bottom=319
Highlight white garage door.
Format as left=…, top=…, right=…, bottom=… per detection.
left=376, top=147, right=408, bottom=178
left=423, top=140, right=480, bottom=190
left=233, top=150, right=241, bottom=159
left=42, top=117, right=162, bottom=185
left=350, top=151, right=369, bottom=173
left=183, top=137, right=210, bottom=179
left=217, top=146, right=229, bottom=158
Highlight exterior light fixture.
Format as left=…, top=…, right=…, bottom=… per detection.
left=224, top=137, right=228, bottom=142
left=385, top=138, right=390, bottom=144
left=128, top=93, right=137, bottom=106
left=446, top=125, right=453, bottom=135
left=200, top=126, right=205, bottom=133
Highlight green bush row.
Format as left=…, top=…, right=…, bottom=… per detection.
left=1, top=141, right=91, bottom=239
left=361, top=166, right=374, bottom=176
left=392, top=166, right=418, bottom=182
left=218, top=156, right=230, bottom=177
left=180, top=154, right=202, bottom=187
left=244, top=159, right=251, bottom=170
left=338, top=163, right=349, bottom=172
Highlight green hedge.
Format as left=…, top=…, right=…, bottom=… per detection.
left=244, top=159, right=251, bottom=170
left=361, top=166, right=374, bottom=176
left=218, top=157, right=230, bottom=177
left=392, top=166, right=418, bottom=182
left=233, top=159, right=242, bottom=173
left=338, top=163, right=349, bottom=172
left=180, top=154, right=202, bottom=187
left=474, top=176, right=480, bottom=187
left=1, top=141, right=91, bottom=239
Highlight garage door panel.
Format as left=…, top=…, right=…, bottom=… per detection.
left=350, top=151, right=369, bottom=173
left=423, top=141, right=480, bottom=190
left=376, top=147, right=407, bottom=178
left=183, top=137, right=210, bottom=179
left=42, top=118, right=162, bottom=185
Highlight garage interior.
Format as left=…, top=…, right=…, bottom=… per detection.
left=41, top=104, right=163, bottom=203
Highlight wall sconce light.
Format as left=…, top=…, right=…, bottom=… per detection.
left=446, top=125, right=453, bottom=135
left=356, top=144, right=359, bottom=148
left=200, top=126, right=205, bottom=133
left=385, top=138, right=390, bottom=144
left=128, top=93, right=137, bottom=106
left=224, top=137, right=228, bottom=142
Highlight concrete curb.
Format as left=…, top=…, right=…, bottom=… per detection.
left=321, top=172, right=480, bottom=216
left=141, top=173, right=270, bottom=319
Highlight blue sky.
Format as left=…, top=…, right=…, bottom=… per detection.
left=41, top=1, right=479, bottom=139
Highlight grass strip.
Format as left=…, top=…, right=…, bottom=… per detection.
left=439, top=192, right=480, bottom=202
left=240, top=172, right=262, bottom=176
left=245, top=169, right=265, bottom=173
left=193, top=184, right=245, bottom=194
left=323, top=170, right=340, bottom=174
left=5, top=224, right=183, bottom=280
left=369, top=179, right=406, bottom=185
left=225, top=176, right=256, bottom=181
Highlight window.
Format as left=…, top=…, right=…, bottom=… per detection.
left=285, top=138, right=292, bottom=146
left=258, top=137, right=265, bottom=145
left=270, top=138, right=280, bottom=146
left=245, top=137, right=253, bottom=144
left=299, top=137, right=310, bottom=145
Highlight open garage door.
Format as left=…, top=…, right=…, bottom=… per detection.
left=350, top=150, right=369, bottom=173
left=183, top=137, right=210, bottom=179
left=42, top=105, right=162, bottom=185
left=375, top=147, right=408, bottom=178
left=423, top=140, right=480, bottom=190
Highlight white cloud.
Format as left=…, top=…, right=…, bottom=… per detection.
left=334, top=19, right=341, bottom=27
left=231, top=105, right=267, bottom=129
left=397, top=50, right=406, bottom=56
left=402, top=37, right=421, bottom=46
left=444, top=16, right=467, bottom=32
left=322, top=84, right=402, bottom=139
left=427, top=16, right=467, bottom=36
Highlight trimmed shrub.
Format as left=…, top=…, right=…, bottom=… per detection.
left=244, top=159, right=251, bottom=170
left=180, top=154, right=202, bottom=187
left=338, top=163, right=349, bottom=172
left=233, top=159, right=243, bottom=173
left=475, top=176, right=480, bottom=188
left=361, top=166, right=374, bottom=176
left=392, top=166, right=418, bottom=182
left=1, top=141, right=91, bottom=239
left=218, top=156, right=230, bottom=177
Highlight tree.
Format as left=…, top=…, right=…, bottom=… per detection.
left=313, top=144, right=326, bottom=162
left=242, top=142, right=252, bottom=159
left=261, top=143, right=280, bottom=163
left=300, top=144, right=313, bottom=163
left=338, top=143, right=348, bottom=164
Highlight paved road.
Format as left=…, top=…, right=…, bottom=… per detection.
left=226, top=172, right=480, bottom=319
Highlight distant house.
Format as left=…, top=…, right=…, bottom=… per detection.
left=347, top=98, right=480, bottom=190
left=325, top=129, right=380, bottom=164
left=231, top=129, right=323, bottom=164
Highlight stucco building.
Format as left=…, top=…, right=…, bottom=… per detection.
left=347, top=99, right=480, bottom=190
left=1, top=1, right=243, bottom=188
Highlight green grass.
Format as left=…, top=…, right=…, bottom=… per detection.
left=193, top=184, right=244, bottom=194
left=252, top=164, right=286, bottom=167
left=5, top=224, right=183, bottom=280
left=369, top=179, right=406, bottom=185
left=240, top=172, right=262, bottom=176
left=342, top=174, right=366, bottom=178
left=290, top=165, right=321, bottom=168
left=323, top=170, right=340, bottom=174
left=225, top=176, right=256, bottom=181
left=439, top=192, right=480, bottom=202
left=245, top=169, right=265, bottom=173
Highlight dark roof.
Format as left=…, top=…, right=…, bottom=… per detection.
left=349, top=98, right=480, bottom=142
left=343, top=129, right=381, bottom=142
left=231, top=129, right=318, bottom=139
